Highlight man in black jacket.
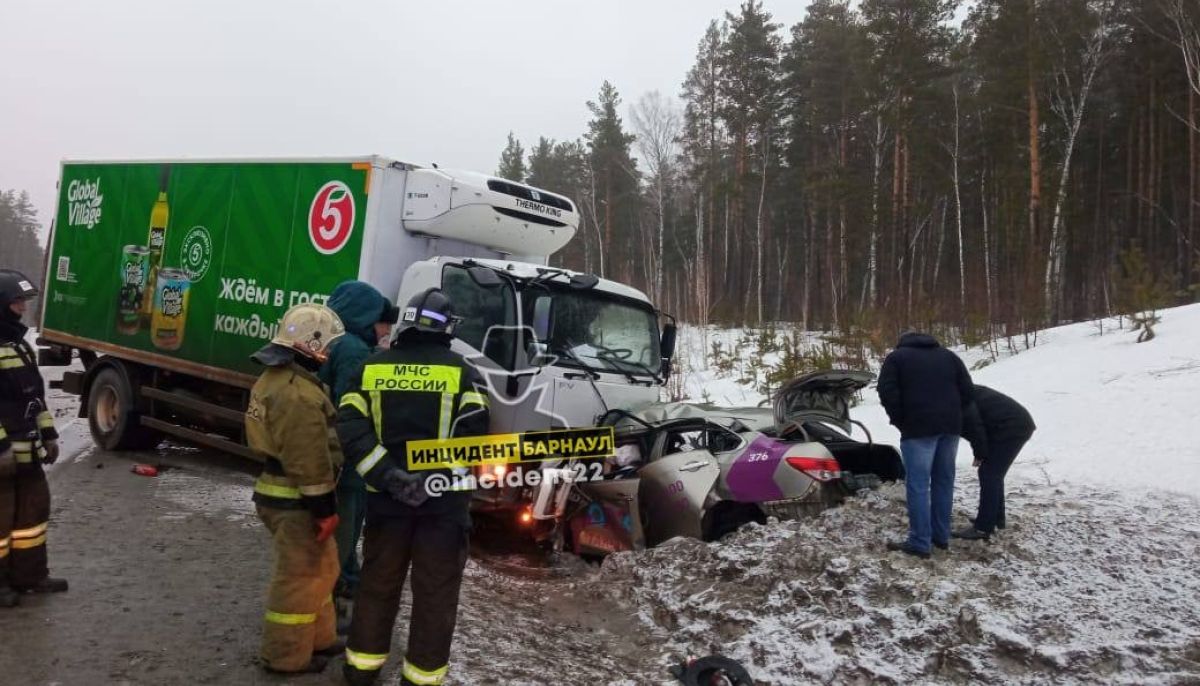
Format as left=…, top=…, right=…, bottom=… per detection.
left=954, top=385, right=1036, bottom=540
left=877, top=331, right=974, bottom=558
left=336, top=288, right=489, bottom=686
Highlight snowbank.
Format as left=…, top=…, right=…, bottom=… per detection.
left=577, top=481, right=1200, bottom=684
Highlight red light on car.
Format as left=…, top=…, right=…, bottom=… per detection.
left=785, top=456, right=842, bottom=482
left=519, top=507, right=534, bottom=525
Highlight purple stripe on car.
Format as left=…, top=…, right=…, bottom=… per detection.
left=725, top=435, right=790, bottom=502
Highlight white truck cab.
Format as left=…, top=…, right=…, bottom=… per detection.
left=396, top=257, right=673, bottom=433
left=377, top=165, right=676, bottom=434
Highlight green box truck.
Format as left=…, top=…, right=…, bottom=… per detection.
left=39, top=157, right=676, bottom=486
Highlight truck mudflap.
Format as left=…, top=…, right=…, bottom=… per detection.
left=59, top=370, right=86, bottom=396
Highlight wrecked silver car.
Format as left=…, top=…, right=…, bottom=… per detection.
left=555, top=371, right=905, bottom=556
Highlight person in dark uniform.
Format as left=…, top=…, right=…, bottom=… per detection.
left=954, top=385, right=1036, bottom=540
left=0, top=269, right=68, bottom=607
left=337, top=288, right=489, bottom=686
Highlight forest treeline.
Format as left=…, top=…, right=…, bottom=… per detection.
left=0, top=190, right=45, bottom=323
left=497, top=0, right=1200, bottom=339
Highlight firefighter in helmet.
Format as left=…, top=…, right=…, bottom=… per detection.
left=0, top=269, right=68, bottom=607
left=338, top=288, right=489, bottom=686
left=246, top=302, right=346, bottom=674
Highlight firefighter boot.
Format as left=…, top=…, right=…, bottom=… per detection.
left=15, top=576, right=68, bottom=594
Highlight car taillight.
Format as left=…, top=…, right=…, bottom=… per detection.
left=518, top=505, right=534, bottom=525
left=786, top=456, right=842, bottom=482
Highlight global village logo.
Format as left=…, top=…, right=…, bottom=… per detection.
left=67, top=178, right=104, bottom=229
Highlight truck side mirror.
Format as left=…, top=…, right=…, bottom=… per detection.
left=660, top=322, right=677, bottom=381
left=531, top=296, right=553, bottom=343
left=661, top=323, right=677, bottom=360
left=528, top=341, right=555, bottom=368
left=467, top=266, right=503, bottom=288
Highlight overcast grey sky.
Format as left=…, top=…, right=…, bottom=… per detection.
left=1, top=0, right=818, bottom=239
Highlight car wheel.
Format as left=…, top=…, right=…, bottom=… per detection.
left=701, top=502, right=766, bottom=542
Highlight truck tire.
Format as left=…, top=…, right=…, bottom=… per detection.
left=87, top=367, right=161, bottom=451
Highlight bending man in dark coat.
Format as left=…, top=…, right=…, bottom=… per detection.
left=877, top=331, right=974, bottom=558
left=955, top=385, right=1036, bottom=540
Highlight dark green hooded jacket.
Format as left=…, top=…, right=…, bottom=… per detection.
left=320, top=281, right=388, bottom=401
left=321, top=281, right=389, bottom=491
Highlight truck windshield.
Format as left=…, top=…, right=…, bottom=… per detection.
left=533, top=288, right=661, bottom=377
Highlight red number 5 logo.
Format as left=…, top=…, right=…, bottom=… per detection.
left=308, top=181, right=356, bottom=255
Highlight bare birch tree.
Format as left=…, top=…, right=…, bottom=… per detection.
left=1044, top=0, right=1113, bottom=322
left=630, top=91, right=682, bottom=306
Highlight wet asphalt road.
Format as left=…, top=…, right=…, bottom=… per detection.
left=0, top=429, right=339, bottom=685
left=0, top=424, right=659, bottom=686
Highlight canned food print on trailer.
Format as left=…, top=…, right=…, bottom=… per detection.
left=152, top=268, right=190, bottom=351
left=117, top=245, right=150, bottom=335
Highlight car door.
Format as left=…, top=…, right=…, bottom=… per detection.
left=638, top=435, right=720, bottom=546
left=576, top=477, right=646, bottom=550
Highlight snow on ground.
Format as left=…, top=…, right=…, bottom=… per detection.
left=576, top=305, right=1200, bottom=683
left=575, top=480, right=1200, bottom=684
left=676, top=304, right=1200, bottom=498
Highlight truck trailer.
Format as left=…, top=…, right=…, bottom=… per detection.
left=38, top=156, right=676, bottom=491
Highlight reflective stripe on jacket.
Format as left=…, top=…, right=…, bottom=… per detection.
left=246, top=363, right=343, bottom=517
left=0, top=325, right=57, bottom=457
left=336, top=334, right=490, bottom=518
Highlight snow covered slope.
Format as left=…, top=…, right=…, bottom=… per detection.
left=678, top=304, right=1200, bottom=497
left=858, top=304, right=1200, bottom=497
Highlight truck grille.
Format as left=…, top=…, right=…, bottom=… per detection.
left=487, top=180, right=574, bottom=213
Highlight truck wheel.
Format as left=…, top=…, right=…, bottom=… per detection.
left=87, top=368, right=161, bottom=451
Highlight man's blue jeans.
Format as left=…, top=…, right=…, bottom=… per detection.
left=900, top=434, right=958, bottom=553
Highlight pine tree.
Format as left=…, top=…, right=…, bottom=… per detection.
left=496, top=131, right=527, bottom=182
left=0, top=190, right=46, bottom=323
left=680, top=19, right=728, bottom=327
left=718, top=0, right=783, bottom=323
left=584, top=81, right=640, bottom=282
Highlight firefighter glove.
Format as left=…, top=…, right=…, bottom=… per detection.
left=43, top=439, right=60, bottom=465
left=382, top=468, right=429, bottom=507
left=0, top=447, right=14, bottom=478
left=314, top=514, right=340, bottom=542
